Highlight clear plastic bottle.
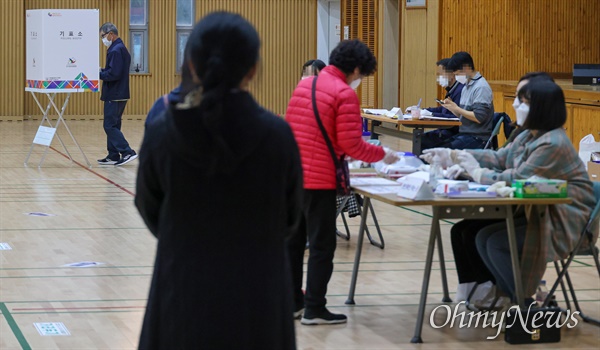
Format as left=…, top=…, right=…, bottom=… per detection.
left=535, top=280, right=549, bottom=306
left=429, top=155, right=444, bottom=189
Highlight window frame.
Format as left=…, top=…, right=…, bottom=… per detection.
left=129, top=0, right=149, bottom=74
left=176, top=0, right=195, bottom=73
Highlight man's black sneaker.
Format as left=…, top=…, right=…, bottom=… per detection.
left=115, top=151, right=138, bottom=166
left=97, top=157, right=119, bottom=165
left=301, top=307, right=347, bottom=325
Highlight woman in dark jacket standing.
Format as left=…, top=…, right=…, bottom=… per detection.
left=135, top=12, right=302, bottom=349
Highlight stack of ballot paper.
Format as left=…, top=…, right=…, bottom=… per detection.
left=363, top=107, right=402, bottom=118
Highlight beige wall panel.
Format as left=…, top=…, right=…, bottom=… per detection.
left=440, top=0, right=600, bottom=81
left=379, top=0, right=399, bottom=109
left=196, top=0, right=317, bottom=116
left=0, top=0, right=25, bottom=120
left=400, top=9, right=427, bottom=108
left=5, top=0, right=316, bottom=119
left=398, top=0, right=438, bottom=110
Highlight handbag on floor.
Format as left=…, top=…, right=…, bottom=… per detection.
left=504, top=306, right=562, bottom=344
left=311, top=76, right=351, bottom=196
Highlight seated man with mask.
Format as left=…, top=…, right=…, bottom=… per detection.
left=436, top=51, right=494, bottom=150
left=421, top=58, right=465, bottom=150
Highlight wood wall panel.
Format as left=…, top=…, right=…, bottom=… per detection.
left=440, top=0, right=600, bottom=81
left=398, top=0, right=439, bottom=109
left=571, top=105, right=600, bottom=152
left=4, top=0, right=316, bottom=119
left=192, top=0, right=317, bottom=116
left=0, top=0, right=25, bottom=120
left=342, top=0, right=378, bottom=108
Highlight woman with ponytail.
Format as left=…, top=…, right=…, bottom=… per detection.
left=135, top=12, right=301, bottom=349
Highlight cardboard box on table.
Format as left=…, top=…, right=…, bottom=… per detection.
left=588, top=162, right=600, bottom=181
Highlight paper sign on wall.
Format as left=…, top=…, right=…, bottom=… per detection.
left=396, top=177, right=434, bottom=200
left=32, top=126, right=57, bottom=146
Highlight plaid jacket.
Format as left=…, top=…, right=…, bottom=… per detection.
left=469, top=128, right=597, bottom=295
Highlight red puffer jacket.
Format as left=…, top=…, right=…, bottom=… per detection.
left=286, top=66, right=385, bottom=190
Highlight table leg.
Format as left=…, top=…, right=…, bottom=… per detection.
left=412, top=127, right=424, bottom=156
left=370, top=120, right=381, bottom=140
left=505, top=205, right=525, bottom=307
left=345, top=196, right=371, bottom=305
left=436, top=229, right=452, bottom=302
left=411, top=207, right=440, bottom=343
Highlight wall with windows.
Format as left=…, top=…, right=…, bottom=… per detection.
left=1, top=0, right=316, bottom=120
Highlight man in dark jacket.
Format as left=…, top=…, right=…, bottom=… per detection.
left=421, top=58, right=464, bottom=150
left=98, top=22, right=137, bottom=166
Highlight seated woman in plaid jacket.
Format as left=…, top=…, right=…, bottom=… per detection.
left=422, top=78, right=597, bottom=308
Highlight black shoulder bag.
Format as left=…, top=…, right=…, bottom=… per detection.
left=311, top=76, right=351, bottom=196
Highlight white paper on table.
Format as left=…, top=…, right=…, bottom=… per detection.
left=400, top=171, right=431, bottom=183
left=353, top=185, right=401, bottom=194
left=350, top=177, right=400, bottom=186
left=363, top=108, right=390, bottom=115
left=419, top=115, right=460, bottom=121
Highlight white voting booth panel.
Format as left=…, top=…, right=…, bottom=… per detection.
left=25, top=9, right=99, bottom=167
left=26, top=9, right=99, bottom=92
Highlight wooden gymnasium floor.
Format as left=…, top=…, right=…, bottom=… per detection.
left=0, top=119, right=599, bottom=349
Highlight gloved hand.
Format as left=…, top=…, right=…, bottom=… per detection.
left=420, top=148, right=454, bottom=167
left=457, top=151, right=484, bottom=183
left=382, top=147, right=400, bottom=164
left=445, top=164, right=465, bottom=179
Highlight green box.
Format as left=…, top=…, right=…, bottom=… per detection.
left=512, top=179, right=567, bottom=198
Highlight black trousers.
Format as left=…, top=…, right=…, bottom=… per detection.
left=103, top=100, right=132, bottom=159
left=450, top=219, right=501, bottom=284
left=287, top=189, right=337, bottom=310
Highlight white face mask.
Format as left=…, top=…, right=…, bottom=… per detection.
left=455, top=75, right=468, bottom=84
left=512, top=96, right=520, bottom=110
left=102, top=37, right=112, bottom=48
left=349, top=78, right=362, bottom=89
left=437, top=76, right=449, bottom=87
left=516, top=103, right=529, bottom=126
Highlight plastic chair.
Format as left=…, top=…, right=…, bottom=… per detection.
left=483, top=112, right=509, bottom=150
left=335, top=138, right=385, bottom=249
left=543, top=181, right=600, bottom=326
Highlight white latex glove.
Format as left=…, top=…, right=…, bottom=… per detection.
left=405, top=105, right=416, bottom=114
left=445, top=164, right=465, bottom=179
left=382, top=147, right=400, bottom=164
left=456, top=151, right=484, bottom=183
left=420, top=148, right=454, bottom=167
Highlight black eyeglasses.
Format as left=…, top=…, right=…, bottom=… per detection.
left=100, top=32, right=110, bottom=39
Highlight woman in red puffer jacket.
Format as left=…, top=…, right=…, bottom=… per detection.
left=286, top=40, right=398, bottom=325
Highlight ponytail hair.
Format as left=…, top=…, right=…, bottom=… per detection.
left=180, top=12, right=261, bottom=174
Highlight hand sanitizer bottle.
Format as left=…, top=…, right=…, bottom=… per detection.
left=429, top=155, right=444, bottom=189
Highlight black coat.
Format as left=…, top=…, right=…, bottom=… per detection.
left=135, top=90, right=302, bottom=349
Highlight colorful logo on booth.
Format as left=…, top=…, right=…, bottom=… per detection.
left=66, top=57, right=77, bottom=68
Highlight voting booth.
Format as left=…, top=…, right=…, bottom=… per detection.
left=25, top=9, right=100, bottom=167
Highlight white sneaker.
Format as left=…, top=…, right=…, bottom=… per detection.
left=469, top=281, right=495, bottom=303
left=455, top=282, right=477, bottom=302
